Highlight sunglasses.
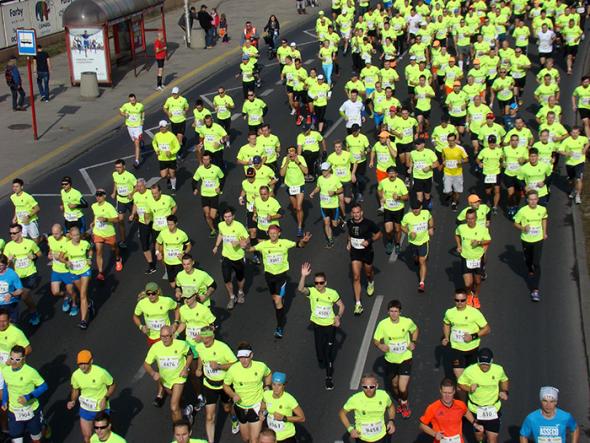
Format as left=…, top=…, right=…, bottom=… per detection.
left=95, top=193, right=106, bottom=197
left=61, top=183, right=70, bottom=186
left=9, top=232, right=20, bottom=235
left=362, top=385, right=376, bottom=389
left=94, top=425, right=109, bottom=430
left=160, top=334, right=172, bottom=338
left=455, top=298, right=467, bottom=302
left=146, top=291, right=157, bottom=296
left=314, top=281, right=326, bottom=285
left=10, top=357, right=23, bottom=362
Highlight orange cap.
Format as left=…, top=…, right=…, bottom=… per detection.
left=77, top=350, right=92, bottom=364
left=467, top=194, right=481, bottom=204
left=433, top=40, right=440, bottom=47
left=379, top=130, right=390, bottom=138
left=473, top=58, right=481, bottom=64
left=449, top=56, right=456, bottom=62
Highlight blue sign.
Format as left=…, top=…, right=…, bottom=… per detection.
left=16, top=29, right=37, bottom=56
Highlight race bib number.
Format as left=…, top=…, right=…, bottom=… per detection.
left=506, top=162, right=519, bottom=171
left=476, top=405, right=498, bottom=420
left=223, top=235, right=237, bottom=244
left=16, top=211, right=28, bottom=221
left=466, top=258, right=481, bottom=269
left=445, top=160, right=458, bottom=169
left=385, top=198, right=402, bottom=210
left=267, top=416, right=285, bottom=432
left=247, top=201, right=254, bottom=212
left=154, top=216, right=167, bottom=229
left=172, top=109, right=183, bottom=116
left=484, top=174, right=497, bottom=184
left=289, top=186, right=301, bottom=196
left=13, top=406, right=34, bottom=421
left=146, top=319, right=166, bottom=331
left=377, top=153, right=391, bottom=163
left=572, top=151, right=582, bottom=161
left=166, top=248, right=181, bottom=260
left=127, top=113, right=140, bottom=123
left=314, top=305, right=332, bottom=319
left=451, top=328, right=465, bottom=343
left=350, top=237, right=365, bottom=249
left=258, top=215, right=270, bottom=228
left=70, top=259, right=86, bottom=271
left=528, top=226, right=541, bottom=237
left=217, top=106, right=227, bottom=114
left=414, top=222, right=428, bottom=233
left=116, top=185, right=129, bottom=196
left=14, top=257, right=31, bottom=269
left=335, top=166, right=348, bottom=177
left=414, top=161, right=426, bottom=171
left=361, top=421, right=383, bottom=437
left=205, top=134, right=217, bottom=143
left=267, top=254, right=284, bottom=265
left=581, top=97, right=590, bottom=106
left=388, top=341, right=408, bottom=354
left=64, top=211, right=78, bottom=221
left=320, top=193, right=331, bottom=204
left=187, top=327, right=201, bottom=339
left=158, top=356, right=180, bottom=369
left=451, top=105, right=463, bottom=114
left=0, top=282, right=9, bottom=294
left=159, top=143, right=170, bottom=152
left=79, top=396, right=98, bottom=411
left=203, top=179, right=216, bottom=189
left=204, top=362, right=222, bottom=378
left=441, top=435, right=462, bottom=443
left=0, top=351, right=9, bottom=364
left=95, top=220, right=107, bottom=230
left=250, top=114, right=261, bottom=123
left=402, top=127, right=413, bottom=137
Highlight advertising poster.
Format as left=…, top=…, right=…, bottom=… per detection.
left=68, top=27, right=108, bottom=82
left=2, top=1, right=32, bottom=46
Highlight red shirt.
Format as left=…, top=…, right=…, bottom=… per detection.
left=155, top=38, right=166, bottom=60
left=419, top=399, right=467, bottom=442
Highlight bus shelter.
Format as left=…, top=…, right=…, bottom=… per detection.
left=63, top=0, right=165, bottom=85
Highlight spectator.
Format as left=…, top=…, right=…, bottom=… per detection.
left=4, top=56, right=25, bottom=111
left=154, top=32, right=167, bottom=90
left=178, top=6, right=196, bottom=34
left=33, top=44, right=51, bottom=102
left=219, top=13, right=229, bottom=43
left=197, top=4, right=215, bottom=49
left=211, top=8, right=220, bottom=40
left=264, top=15, right=281, bottom=54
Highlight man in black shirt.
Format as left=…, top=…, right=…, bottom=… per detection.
left=33, top=45, right=51, bottom=102
left=347, top=203, right=381, bottom=316
left=197, top=5, right=214, bottom=49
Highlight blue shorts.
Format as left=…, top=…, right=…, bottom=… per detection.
left=80, top=407, right=110, bottom=421
left=71, top=269, right=92, bottom=281
left=365, top=88, right=375, bottom=97
left=8, top=408, right=42, bottom=438
left=51, top=271, right=73, bottom=285
left=384, top=0, right=392, bottom=7
left=374, top=113, right=384, bottom=126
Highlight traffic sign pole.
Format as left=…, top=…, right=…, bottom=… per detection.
left=26, top=57, right=38, bottom=140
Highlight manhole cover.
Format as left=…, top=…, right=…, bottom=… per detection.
left=8, top=124, right=31, bottom=130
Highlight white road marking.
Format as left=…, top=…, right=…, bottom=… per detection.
left=304, top=58, right=314, bottom=65
left=146, top=177, right=161, bottom=187
left=162, top=269, right=168, bottom=281
left=260, top=88, right=274, bottom=97
left=144, top=129, right=154, bottom=140
left=201, top=85, right=243, bottom=98
left=275, top=79, right=283, bottom=85
left=200, top=94, right=214, bottom=107
left=79, top=168, right=97, bottom=195
left=303, top=29, right=318, bottom=39
left=388, top=233, right=406, bottom=263
left=349, top=295, right=384, bottom=390
left=32, top=193, right=92, bottom=197
left=323, top=116, right=344, bottom=139
left=131, top=366, right=146, bottom=384
left=231, top=113, right=242, bottom=121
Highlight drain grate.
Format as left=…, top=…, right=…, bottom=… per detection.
left=8, top=124, right=31, bottom=130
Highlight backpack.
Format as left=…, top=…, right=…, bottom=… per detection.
left=5, top=65, right=15, bottom=88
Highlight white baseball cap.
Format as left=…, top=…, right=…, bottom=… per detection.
left=290, top=42, right=297, bottom=47
left=320, top=162, right=331, bottom=171
left=158, top=120, right=168, bottom=127
left=317, top=74, right=324, bottom=79
left=171, top=86, right=180, bottom=94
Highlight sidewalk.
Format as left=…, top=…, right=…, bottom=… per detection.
left=0, top=0, right=322, bottom=198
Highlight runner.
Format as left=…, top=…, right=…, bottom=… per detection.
left=60, top=176, right=89, bottom=234
left=242, top=91, right=267, bottom=133
left=194, top=326, right=237, bottom=442
left=61, top=227, right=93, bottom=329
left=503, top=134, right=528, bottom=218
left=119, top=93, right=144, bottom=168
left=297, top=262, right=345, bottom=390
left=346, top=124, right=371, bottom=202
left=385, top=108, right=416, bottom=181
left=258, top=125, right=281, bottom=174
left=454, top=209, right=491, bottom=308
left=0, top=308, right=30, bottom=366
left=401, top=200, right=434, bottom=292
left=280, top=146, right=308, bottom=237
left=519, top=387, right=579, bottom=443
left=213, top=87, right=235, bottom=135
left=339, top=89, right=365, bottom=135
left=308, top=74, right=331, bottom=132
left=339, top=373, right=396, bottom=442
left=310, top=162, right=343, bottom=248
left=1, top=345, right=48, bottom=443
left=130, top=179, right=157, bottom=275
left=198, top=115, right=228, bottom=170
left=170, top=418, right=208, bottom=443
left=133, top=282, right=178, bottom=346
left=259, top=372, right=306, bottom=442
left=442, top=289, right=491, bottom=380
left=90, top=412, right=126, bottom=442
left=328, top=141, right=354, bottom=219
left=175, top=254, right=216, bottom=307
left=110, top=159, right=137, bottom=248
left=560, top=126, right=589, bottom=205
left=90, top=189, right=123, bottom=279
left=4, top=224, right=41, bottom=325
left=476, top=135, right=503, bottom=213
left=419, top=378, right=482, bottom=442
left=572, top=76, right=590, bottom=138
left=67, top=350, right=116, bottom=443
left=192, top=99, right=212, bottom=136
left=457, top=348, right=509, bottom=443
left=373, top=299, right=418, bottom=419
left=10, top=179, right=40, bottom=244
left=246, top=225, right=311, bottom=338
left=378, top=166, right=409, bottom=255
left=517, top=148, right=553, bottom=205
left=152, top=121, right=181, bottom=193
left=155, top=215, right=191, bottom=289
left=41, top=225, right=72, bottom=315
left=192, top=152, right=224, bottom=237
left=513, top=191, right=548, bottom=302
left=223, top=342, right=271, bottom=443
left=297, top=123, right=326, bottom=182
left=409, top=136, right=439, bottom=209
left=369, top=130, right=397, bottom=186
left=163, top=87, right=189, bottom=155
left=213, top=207, right=248, bottom=309
left=143, top=326, right=192, bottom=421
left=441, top=133, right=468, bottom=212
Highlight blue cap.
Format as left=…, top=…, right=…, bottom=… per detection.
left=242, top=54, right=250, bottom=61
left=510, top=102, right=518, bottom=110
left=272, top=372, right=287, bottom=384
left=253, top=155, right=262, bottom=164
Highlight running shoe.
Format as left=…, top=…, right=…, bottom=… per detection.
left=195, top=395, right=206, bottom=411
left=385, top=242, right=394, bottom=255
left=451, top=202, right=457, bottom=212
left=290, top=109, right=296, bottom=116
left=78, top=320, right=88, bottom=330
left=182, top=404, right=195, bottom=420
left=326, top=238, right=335, bottom=248
left=118, top=241, right=127, bottom=249
left=394, top=243, right=401, bottom=255
left=116, top=259, right=123, bottom=271
left=153, top=396, right=165, bottom=408
left=209, top=229, right=217, bottom=238
left=296, top=227, right=304, bottom=237
left=226, top=296, right=237, bottom=310
left=296, top=115, right=304, bottom=126
left=231, top=417, right=240, bottom=434
left=29, top=312, right=41, bottom=326
left=531, top=290, right=541, bottom=302
left=575, top=194, right=581, bottom=205
left=400, top=402, right=412, bottom=419
left=274, top=327, right=284, bottom=338
left=69, top=305, right=79, bottom=317
left=367, top=281, right=375, bottom=296
left=325, top=377, right=334, bottom=391
left=62, top=297, right=71, bottom=313
left=472, top=296, right=481, bottom=309
left=237, top=291, right=246, bottom=304
left=418, top=281, right=425, bottom=293
left=145, top=266, right=157, bottom=275
left=133, top=160, right=140, bottom=169
left=306, top=115, right=312, bottom=125
left=251, top=255, right=261, bottom=265
left=96, top=272, right=105, bottom=281
left=466, top=294, right=474, bottom=307
left=354, top=303, right=364, bottom=315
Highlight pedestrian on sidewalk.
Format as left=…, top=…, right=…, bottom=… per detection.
left=211, top=8, right=220, bottom=41
left=178, top=6, right=196, bottom=34
left=5, top=56, right=26, bottom=111
left=219, top=13, right=229, bottom=43
left=33, top=45, right=51, bottom=102
left=197, top=4, right=215, bottom=49
left=154, top=32, right=167, bottom=90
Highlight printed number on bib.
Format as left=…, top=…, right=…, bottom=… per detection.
left=441, top=435, right=462, bottom=443
left=154, top=216, right=167, bottom=229
left=388, top=341, right=407, bottom=354
left=445, top=160, right=458, bottom=169
left=159, top=356, right=180, bottom=369
left=466, top=258, right=481, bottom=269
left=204, top=362, right=222, bottom=378
left=267, top=416, right=285, bottom=432
left=476, top=405, right=498, bottom=420
left=484, top=174, right=497, bottom=184
left=146, top=319, right=166, bottom=331
left=289, top=186, right=301, bottom=196
left=361, top=421, right=383, bottom=437
left=13, top=406, right=34, bottom=421
left=450, top=328, right=465, bottom=343
left=70, top=259, right=87, bottom=271
left=187, top=327, right=202, bottom=339
left=527, top=226, right=541, bottom=237
left=414, top=222, right=428, bottom=233
left=314, top=305, right=332, bottom=319
left=266, top=254, right=283, bottom=265
left=14, top=257, right=31, bottom=269
left=350, top=237, right=366, bottom=249
left=79, top=396, right=98, bottom=411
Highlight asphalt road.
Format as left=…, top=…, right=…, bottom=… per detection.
left=0, top=17, right=588, bottom=443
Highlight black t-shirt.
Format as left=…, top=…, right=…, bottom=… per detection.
left=347, top=218, right=379, bottom=251
left=197, top=10, right=212, bottom=29
left=35, top=51, right=49, bottom=72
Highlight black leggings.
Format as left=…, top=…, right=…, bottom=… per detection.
left=522, top=240, right=543, bottom=290
left=314, top=324, right=335, bottom=377
left=302, top=150, right=319, bottom=176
